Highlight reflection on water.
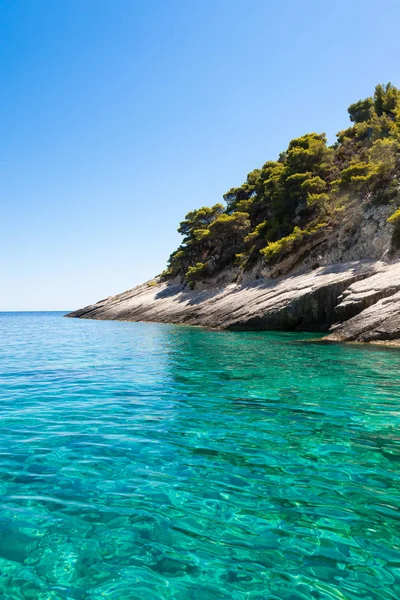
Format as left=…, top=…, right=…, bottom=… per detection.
left=0, top=312, right=400, bottom=599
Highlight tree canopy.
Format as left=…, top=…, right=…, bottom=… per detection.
left=164, top=83, right=400, bottom=285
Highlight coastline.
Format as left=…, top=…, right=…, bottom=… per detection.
left=67, top=259, right=400, bottom=345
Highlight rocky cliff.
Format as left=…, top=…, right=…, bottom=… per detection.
left=67, top=199, right=400, bottom=344
left=67, top=259, right=400, bottom=344
left=68, top=81, right=400, bottom=343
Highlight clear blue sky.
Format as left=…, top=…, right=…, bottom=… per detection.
left=1, top=0, right=399, bottom=310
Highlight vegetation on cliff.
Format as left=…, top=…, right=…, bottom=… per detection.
left=164, top=83, right=400, bottom=286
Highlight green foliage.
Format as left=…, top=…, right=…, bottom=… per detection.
left=160, top=268, right=172, bottom=279
left=340, top=161, right=375, bottom=188
left=165, top=82, right=400, bottom=285
left=369, top=137, right=398, bottom=165
left=193, top=228, right=211, bottom=241
left=387, top=207, right=400, bottom=251
left=387, top=208, right=400, bottom=224
left=374, top=83, right=400, bottom=119
left=301, top=176, right=327, bottom=194
left=260, top=227, right=304, bottom=261
left=285, top=133, right=331, bottom=174
left=338, top=135, right=399, bottom=199
left=260, top=223, right=327, bottom=262
left=167, top=249, right=185, bottom=274
left=185, top=262, right=207, bottom=282
left=348, top=98, right=374, bottom=123
left=244, top=220, right=269, bottom=244
left=207, top=212, right=250, bottom=239
left=223, top=170, right=260, bottom=211
left=235, top=250, right=253, bottom=268
left=307, top=193, right=331, bottom=214
left=177, top=204, right=224, bottom=243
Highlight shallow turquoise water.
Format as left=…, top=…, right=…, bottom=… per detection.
left=0, top=312, right=400, bottom=599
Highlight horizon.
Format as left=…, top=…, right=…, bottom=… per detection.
left=2, top=0, right=400, bottom=310
left=0, top=310, right=69, bottom=313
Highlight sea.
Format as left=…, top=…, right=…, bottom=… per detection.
left=0, top=311, right=399, bottom=599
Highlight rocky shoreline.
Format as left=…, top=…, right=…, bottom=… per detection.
left=66, top=259, right=400, bottom=345
left=67, top=81, right=400, bottom=346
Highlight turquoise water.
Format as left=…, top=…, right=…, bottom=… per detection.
left=0, top=313, right=400, bottom=599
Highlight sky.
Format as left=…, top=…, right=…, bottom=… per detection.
left=1, top=0, right=400, bottom=310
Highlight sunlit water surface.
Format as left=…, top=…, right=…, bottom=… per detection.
left=0, top=312, right=400, bottom=599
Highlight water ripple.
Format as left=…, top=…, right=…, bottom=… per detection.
left=0, top=312, right=400, bottom=598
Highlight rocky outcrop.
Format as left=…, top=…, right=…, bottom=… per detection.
left=67, top=197, right=400, bottom=344
left=67, top=260, right=400, bottom=344
left=324, top=262, right=400, bottom=344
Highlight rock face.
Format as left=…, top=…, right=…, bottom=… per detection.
left=67, top=260, right=400, bottom=344
left=67, top=198, right=400, bottom=344
left=324, top=262, right=400, bottom=344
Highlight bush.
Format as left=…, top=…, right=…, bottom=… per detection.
left=387, top=208, right=400, bottom=224
left=260, top=227, right=304, bottom=261
left=185, top=262, right=208, bottom=282
left=388, top=208, right=400, bottom=252
left=260, top=223, right=327, bottom=262
left=307, top=192, right=331, bottom=214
